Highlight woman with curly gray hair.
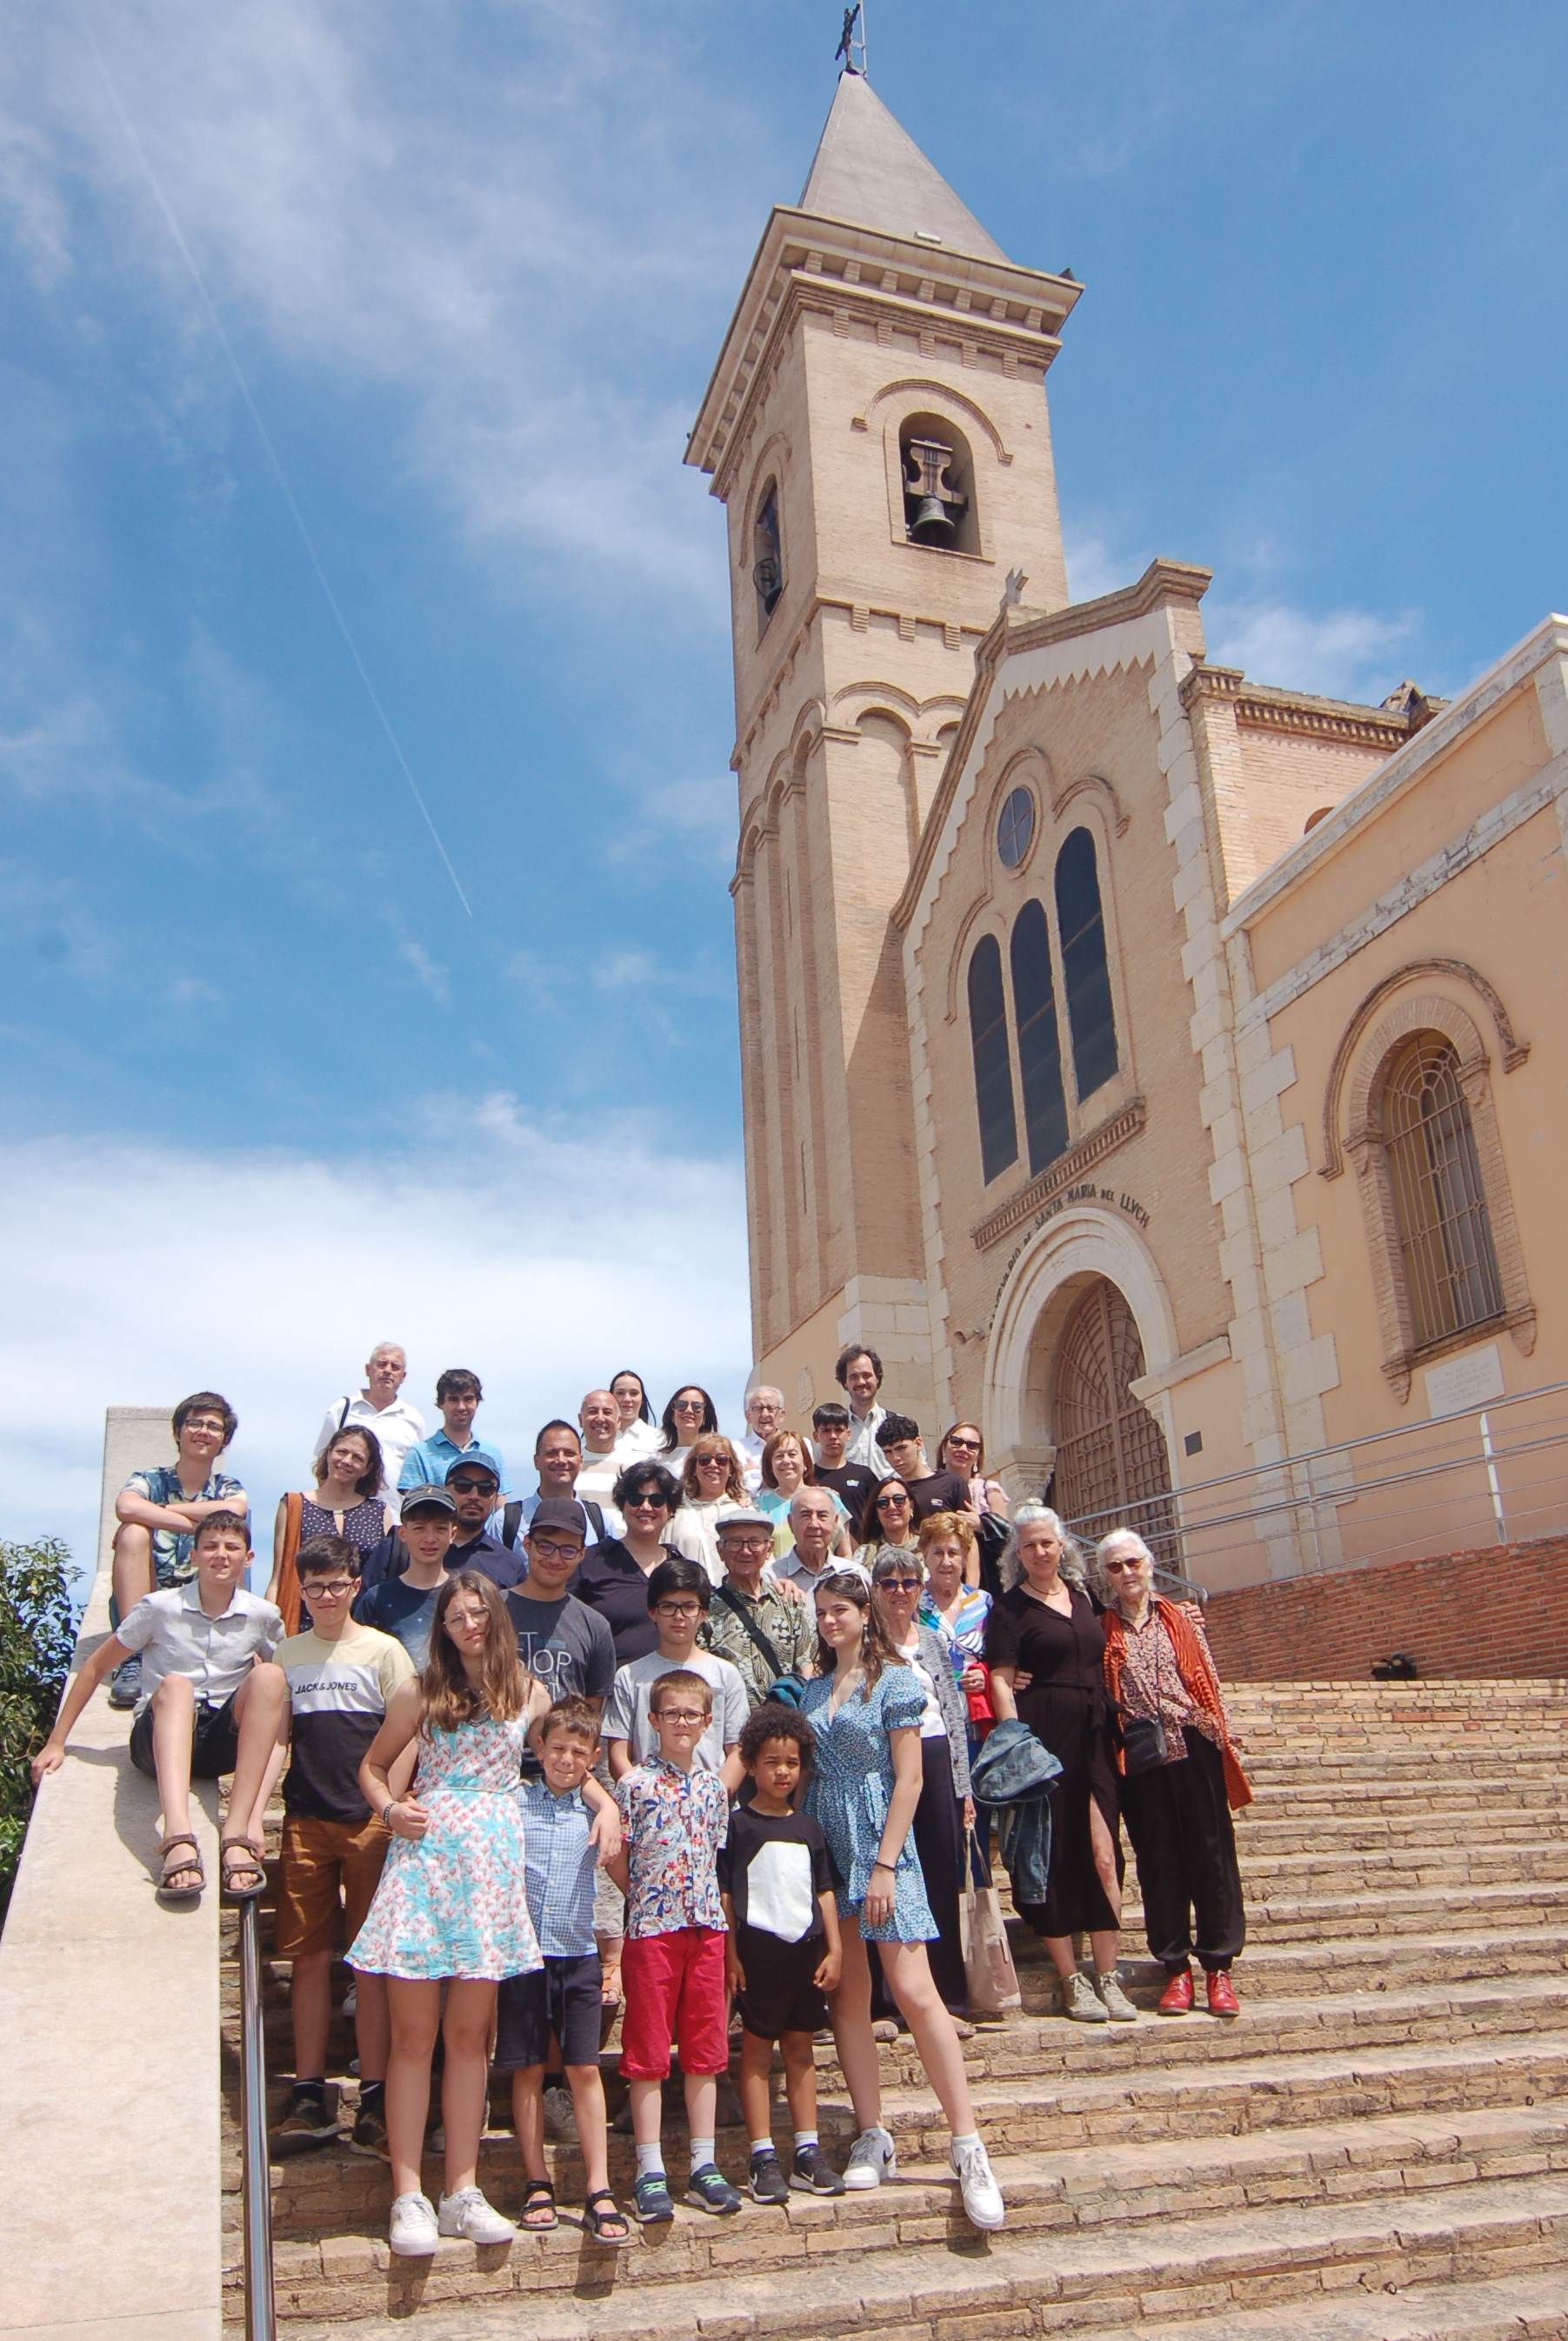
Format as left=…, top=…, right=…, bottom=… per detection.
left=983, top=1505, right=1131, bottom=2022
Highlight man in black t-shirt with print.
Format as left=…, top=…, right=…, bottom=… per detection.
left=809, top=1401, right=878, bottom=1521
left=504, top=1500, right=615, bottom=1763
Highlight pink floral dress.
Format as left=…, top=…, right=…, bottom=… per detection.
left=348, top=1710, right=543, bottom=1982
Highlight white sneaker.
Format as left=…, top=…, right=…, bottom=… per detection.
left=951, top=2137, right=1005, bottom=2231
left=842, top=2125, right=897, bottom=2189
left=341, top=1985, right=357, bottom=2020
left=437, top=2186, right=517, bottom=2244
left=1094, top=1970, right=1138, bottom=2023
left=542, top=2084, right=580, bottom=2145
left=388, top=2191, right=439, bottom=2256
left=1063, top=1970, right=1109, bottom=2022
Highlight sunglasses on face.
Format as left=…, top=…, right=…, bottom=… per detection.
left=450, top=1479, right=497, bottom=1495
left=876, top=1493, right=910, bottom=1510
left=1100, top=1556, right=1148, bottom=1574
left=877, top=1575, right=922, bottom=1593
left=625, top=1491, right=671, bottom=1509
left=673, top=1398, right=705, bottom=1414
left=945, top=1435, right=980, bottom=1452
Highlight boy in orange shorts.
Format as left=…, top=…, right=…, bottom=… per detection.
left=609, top=1669, right=739, bottom=2223
left=273, top=1535, right=415, bottom=2156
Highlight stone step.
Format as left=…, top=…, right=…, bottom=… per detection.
left=252, top=2099, right=1568, bottom=2318
left=1191, top=1882, right=1568, bottom=1946
left=1063, top=2271, right=1568, bottom=2341
left=252, top=2167, right=1568, bottom=2333
left=1241, top=1811, right=1568, bottom=1851
left=1199, top=1844, right=1568, bottom=1896
left=1249, top=1777, right=1566, bottom=1816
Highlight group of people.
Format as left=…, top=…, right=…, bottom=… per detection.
left=35, top=1340, right=1253, bottom=2255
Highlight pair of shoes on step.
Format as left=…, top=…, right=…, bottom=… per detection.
left=388, top=2187, right=516, bottom=2255
left=843, top=2124, right=1004, bottom=2231
left=1158, top=1963, right=1240, bottom=2017
left=1062, top=1967, right=1138, bottom=2023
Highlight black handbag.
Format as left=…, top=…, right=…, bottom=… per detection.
left=1118, top=1606, right=1171, bottom=1774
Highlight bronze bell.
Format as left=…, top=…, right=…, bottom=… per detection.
left=909, top=492, right=957, bottom=545
left=904, top=436, right=966, bottom=546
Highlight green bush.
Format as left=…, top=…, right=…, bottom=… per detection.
left=0, top=1538, right=77, bottom=1922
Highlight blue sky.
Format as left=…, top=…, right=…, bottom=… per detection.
left=2, top=0, right=1564, bottom=1572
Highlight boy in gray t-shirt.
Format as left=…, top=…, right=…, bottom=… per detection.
left=601, top=1557, right=747, bottom=1792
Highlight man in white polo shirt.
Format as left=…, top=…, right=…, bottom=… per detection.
left=313, top=1344, right=426, bottom=1492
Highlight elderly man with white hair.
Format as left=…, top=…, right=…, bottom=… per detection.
left=733, top=1383, right=787, bottom=1495
left=312, top=1344, right=425, bottom=1492
left=1095, top=1528, right=1252, bottom=2019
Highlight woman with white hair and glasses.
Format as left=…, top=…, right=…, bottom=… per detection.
left=1095, top=1528, right=1251, bottom=2018
left=984, top=1504, right=1132, bottom=2023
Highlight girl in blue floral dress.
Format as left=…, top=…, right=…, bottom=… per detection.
left=800, top=1569, right=1005, bottom=2231
left=352, top=1571, right=618, bottom=2257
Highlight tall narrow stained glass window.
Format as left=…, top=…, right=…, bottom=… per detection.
left=1009, top=899, right=1068, bottom=1174
left=966, top=934, right=1018, bottom=1184
left=1054, top=826, right=1119, bottom=1101
left=1383, top=1034, right=1504, bottom=1347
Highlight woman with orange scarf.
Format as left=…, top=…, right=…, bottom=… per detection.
left=1096, top=1529, right=1251, bottom=2018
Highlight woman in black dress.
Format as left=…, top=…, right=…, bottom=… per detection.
left=984, top=1505, right=1133, bottom=2023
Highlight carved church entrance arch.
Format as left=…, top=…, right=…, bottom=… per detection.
left=983, top=1208, right=1178, bottom=1549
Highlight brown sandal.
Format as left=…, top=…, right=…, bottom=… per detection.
left=219, top=1836, right=267, bottom=1900
left=157, top=1834, right=204, bottom=1902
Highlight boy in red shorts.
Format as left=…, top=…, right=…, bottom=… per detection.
left=609, top=1669, right=739, bottom=2224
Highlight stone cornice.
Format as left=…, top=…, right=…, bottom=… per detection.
left=731, top=585, right=988, bottom=769
left=1181, top=664, right=1415, bottom=750
left=970, top=1096, right=1148, bottom=1250
left=891, top=560, right=1212, bottom=933
left=687, top=206, right=1080, bottom=492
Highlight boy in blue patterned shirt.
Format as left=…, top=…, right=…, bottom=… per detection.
left=608, top=1669, right=739, bottom=2224
left=495, top=1699, right=629, bottom=2244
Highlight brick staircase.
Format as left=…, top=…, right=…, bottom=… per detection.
left=222, top=1679, right=1568, bottom=2339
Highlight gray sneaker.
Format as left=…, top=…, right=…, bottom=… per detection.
left=1062, top=1970, right=1109, bottom=2023
left=542, top=2084, right=579, bottom=2145
left=1094, top=1970, right=1138, bottom=2023
left=842, top=2124, right=897, bottom=2189
left=107, top=1654, right=142, bottom=1711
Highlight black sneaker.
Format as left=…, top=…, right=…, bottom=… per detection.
left=791, top=2142, right=845, bottom=2197
left=272, top=2092, right=339, bottom=2153
left=349, top=2101, right=390, bottom=2161
left=107, top=1654, right=142, bottom=1711
left=748, top=2150, right=790, bottom=2204
left=687, top=2163, right=742, bottom=2216
left=632, top=2170, right=675, bottom=2224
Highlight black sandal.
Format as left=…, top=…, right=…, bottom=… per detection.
left=157, top=1833, right=204, bottom=1902
left=520, top=2177, right=558, bottom=2231
left=219, top=1836, right=267, bottom=1900
left=583, top=2189, right=630, bottom=2244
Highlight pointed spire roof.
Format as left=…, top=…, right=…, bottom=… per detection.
left=798, top=72, right=1008, bottom=261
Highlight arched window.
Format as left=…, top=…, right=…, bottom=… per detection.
left=966, top=934, right=1018, bottom=1184
left=1054, top=826, right=1118, bottom=1101
left=1050, top=1279, right=1176, bottom=1551
left=752, top=482, right=783, bottom=629
left=1009, top=899, right=1067, bottom=1174
left=897, top=412, right=979, bottom=554
left=1382, top=1034, right=1504, bottom=1346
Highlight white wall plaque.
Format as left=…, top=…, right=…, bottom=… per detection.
left=1425, top=1342, right=1505, bottom=1419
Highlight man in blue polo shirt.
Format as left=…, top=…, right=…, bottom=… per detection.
left=397, top=1368, right=509, bottom=1493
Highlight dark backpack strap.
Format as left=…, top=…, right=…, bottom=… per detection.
left=584, top=1501, right=606, bottom=1542
left=714, top=1581, right=785, bottom=1680
left=501, top=1500, right=524, bottom=1550
left=337, top=1396, right=351, bottom=1435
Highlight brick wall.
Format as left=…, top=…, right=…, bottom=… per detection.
left=1203, top=1532, right=1568, bottom=1682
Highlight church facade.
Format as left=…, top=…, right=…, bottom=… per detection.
left=687, top=72, right=1568, bottom=1595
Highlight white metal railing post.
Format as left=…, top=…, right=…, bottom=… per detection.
left=1478, top=1409, right=1509, bottom=1545
left=239, top=1896, right=277, bottom=2339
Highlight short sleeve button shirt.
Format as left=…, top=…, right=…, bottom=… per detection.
left=517, top=1776, right=598, bottom=1956
left=615, top=1756, right=729, bottom=1937
left=123, top=1466, right=246, bottom=1588
left=117, top=1582, right=283, bottom=1715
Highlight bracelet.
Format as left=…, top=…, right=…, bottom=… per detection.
left=382, top=1800, right=398, bottom=1827
left=872, top=1858, right=896, bottom=1872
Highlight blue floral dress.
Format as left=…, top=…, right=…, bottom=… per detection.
left=802, top=1665, right=936, bottom=1943
left=348, top=1711, right=543, bottom=1982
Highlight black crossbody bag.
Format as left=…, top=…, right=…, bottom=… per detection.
left=1119, top=1608, right=1170, bottom=1776
left=713, top=1581, right=787, bottom=1679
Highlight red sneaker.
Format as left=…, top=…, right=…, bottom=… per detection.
left=1157, top=1967, right=1194, bottom=2015
left=1206, top=1970, right=1240, bottom=2017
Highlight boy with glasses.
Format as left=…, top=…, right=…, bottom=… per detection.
left=608, top=1671, right=739, bottom=2221
left=274, top=1535, right=416, bottom=2156
left=108, top=1391, right=248, bottom=1709
left=602, top=1559, right=747, bottom=1792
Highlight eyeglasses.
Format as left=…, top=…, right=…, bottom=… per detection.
left=1100, top=1556, right=1147, bottom=1575
left=876, top=1575, right=922, bottom=1592
left=301, top=1580, right=357, bottom=1600
left=719, top=1535, right=771, bottom=1555
left=875, top=1493, right=910, bottom=1510
left=529, top=1536, right=584, bottom=1561
left=184, top=1416, right=227, bottom=1435
left=449, top=1478, right=497, bottom=1494
left=625, top=1491, right=671, bottom=1509
left=652, top=1708, right=707, bottom=1725
left=654, top=1600, right=704, bottom=1620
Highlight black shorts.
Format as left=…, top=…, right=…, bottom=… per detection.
left=493, top=1952, right=603, bottom=2070
left=129, top=1690, right=241, bottom=1781
left=733, top=1922, right=830, bottom=2042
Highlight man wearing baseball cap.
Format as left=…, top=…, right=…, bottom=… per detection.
left=351, top=1487, right=457, bottom=1667
left=504, top=1498, right=616, bottom=1723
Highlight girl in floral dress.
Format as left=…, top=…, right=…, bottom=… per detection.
left=351, top=1572, right=618, bottom=2256
left=800, top=1569, right=1005, bottom=2232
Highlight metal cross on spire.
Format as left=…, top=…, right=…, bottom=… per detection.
left=835, top=3, right=868, bottom=77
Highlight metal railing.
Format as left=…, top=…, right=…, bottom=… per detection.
left=1058, top=1375, right=1568, bottom=1590
left=238, top=1896, right=277, bottom=2338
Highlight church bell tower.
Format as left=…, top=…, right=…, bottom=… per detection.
left=687, top=69, right=1082, bottom=1418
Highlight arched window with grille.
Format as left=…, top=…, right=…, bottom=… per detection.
left=1050, top=1279, right=1176, bottom=1553
left=966, top=933, right=1018, bottom=1184
left=1009, top=899, right=1067, bottom=1174
left=1382, top=1033, right=1504, bottom=1346
left=1054, top=826, right=1118, bottom=1102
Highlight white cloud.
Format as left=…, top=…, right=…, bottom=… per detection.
left=1204, top=598, right=1418, bottom=703
left=0, top=1108, right=751, bottom=1588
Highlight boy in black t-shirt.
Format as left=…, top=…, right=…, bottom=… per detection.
left=719, top=1704, right=844, bottom=2204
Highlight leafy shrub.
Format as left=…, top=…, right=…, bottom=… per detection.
left=0, top=1538, right=77, bottom=1922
